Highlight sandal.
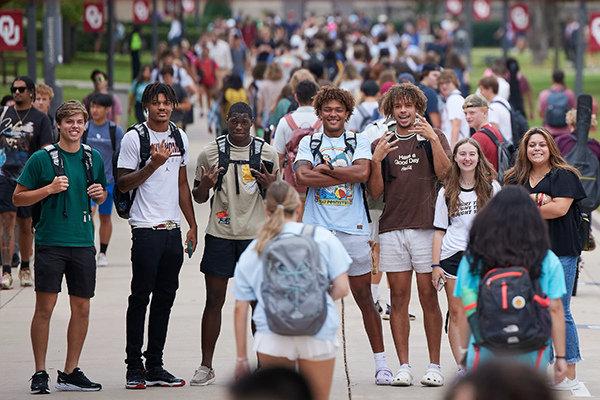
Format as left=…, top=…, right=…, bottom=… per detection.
left=375, top=367, right=393, bottom=385
left=420, top=368, right=444, bottom=386
left=391, top=368, right=413, bottom=386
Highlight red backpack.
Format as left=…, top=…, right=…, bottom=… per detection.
left=283, top=114, right=322, bottom=194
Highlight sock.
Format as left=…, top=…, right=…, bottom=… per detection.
left=429, top=363, right=442, bottom=371
left=21, top=261, right=30, bottom=270
left=371, top=284, right=379, bottom=304
left=374, top=352, right=387, bottom=371
left=100, top=243, right=108, bottom=254
left=387, top=288, right=391, bottom=305
left=400, top=363, right=411, bottom=371
left=2, top=265, right=11, bottom=275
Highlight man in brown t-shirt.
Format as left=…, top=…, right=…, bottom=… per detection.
left=368, top=83, right=451, bottom=387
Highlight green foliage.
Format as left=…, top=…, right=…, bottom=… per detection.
left=61, top=0, right=83, bottom=26
left=200, top=1, right=232, bottom=28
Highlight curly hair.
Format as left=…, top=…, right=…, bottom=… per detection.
left=381, top=83, right=427, bottom=118
left=312, top=86, right=355, bottom=121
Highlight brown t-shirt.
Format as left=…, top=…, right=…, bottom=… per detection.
left=373, top=128, right=452, bottom=233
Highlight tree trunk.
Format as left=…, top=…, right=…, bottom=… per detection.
left=529, top=0, right=549, bottom=65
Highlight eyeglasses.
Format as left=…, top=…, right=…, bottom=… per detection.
left=11, top=87, right=27, bottom=93
left=94, top=76, right=106, bottom=82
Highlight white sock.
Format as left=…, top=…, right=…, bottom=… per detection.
left=429, top=363, right=442, bottom=371
left=371, top=284, right=379, bottom=304
left=400, top=363, right=411, bottom=371
left=374, top=352, right=387, bottom=371
left=387, top=288, right=391, bottom=305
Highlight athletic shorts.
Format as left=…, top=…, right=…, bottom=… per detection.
left=333, top=231, right=371, bottom=277
left=34, top=245, right=97, bottom=298
left=254, top=332, right=339, bottom=361
left=368, top=209, right=383, bottom=243
left=200, top=234, right=252, bottom=279
left=0, top=175, right=32, bottom=218
left=440, top=251, right=464, bottom=279
left=91, top=183, right=114, bottom=215
left=379, top=229, right=435, bottom=274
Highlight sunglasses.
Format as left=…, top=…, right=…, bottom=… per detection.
left=11, top=87, right=27, bottom=93
left=94, top=76, right=106, bottom=82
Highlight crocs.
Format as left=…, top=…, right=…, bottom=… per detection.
left=420, top=368, right=444, bottom=386
left=375, top=367, right=393, bottom=385
left=391, top=369, right=413, bottom=386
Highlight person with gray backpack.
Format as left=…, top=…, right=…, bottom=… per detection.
left=232, top=181, right=350, bottom=400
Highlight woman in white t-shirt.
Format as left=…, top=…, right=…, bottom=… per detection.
left=233, top=181, right=350, bottom=400
left=431, top=138, right=500, bottom=379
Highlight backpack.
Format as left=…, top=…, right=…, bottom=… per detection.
left=480, top=128, right=515, bottom=185
left=113, top=122, right=184, bottom=219
left=309, top=132, right=371, bottom=222
left=545, top=89, right=569, bottom=128
left=491, top=100, right=529, bottom=146
left=564, top=94, right=600, bottom=213
left=32, top=144, right=95, bottom=231
left=260, top=224, right=329, bottom=336
left=215, top=135, right=266, bottom=197
left=223, top=88, right=248, bottom=118
left=82, top=120, right=117, bottom=152
left=472, top=266, right=552, bottom=357
left=355, top=104, right=377, bottom=133
left=283, top=114, right=322, bottom=194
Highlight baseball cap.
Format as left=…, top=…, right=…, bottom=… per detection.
left=398, top=73, right=415, bottom=84
left=463, top=93, right=489, bottom=109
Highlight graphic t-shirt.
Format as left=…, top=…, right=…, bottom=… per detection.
left=295, top=132, right=372, bottom=235
left=196, top=138, right=280, bottom=240
left=0, top=106, right=53, bottom=180
left=18, top=145, right=107, bottom=247
left=84, top=120, right=125, bottom=184
left=433, top=182, right=501, bottom=260
left=373, top=128, right=452, bottom=233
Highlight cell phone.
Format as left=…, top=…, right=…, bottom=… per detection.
left=437, top=277, right=445, bottom=292
left=186, top=240, right=193, bottom=258
left=262, top=160, right=274, bottom=174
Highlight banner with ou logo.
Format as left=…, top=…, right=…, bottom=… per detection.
left=83, top=2, right=104, bottom=33
left=0, top=9, right=23, bottom=51
left=510, top=4, right=530, bottom=33
left=446, top=0, right=463, bottom=16
left=473, top=0, right=491, bottom=21
left=182, top=0, right=195, bottom=14
left=590, top=13, right=600, bottom=52
left=133, top=0, right=151, bottom=24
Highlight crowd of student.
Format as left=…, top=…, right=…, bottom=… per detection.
left=0, top=10, right=598, bottom=400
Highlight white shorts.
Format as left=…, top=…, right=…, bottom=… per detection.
left=379, top=229, right=435, bottom=273
left=369, top=209, right=383, bottom=243
left=253, top=332, right=339, bottom=361
left=333, top=231, right=371, bottom=277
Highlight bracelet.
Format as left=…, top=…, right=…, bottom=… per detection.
left=431, top=264, right=441, bottom=268
left=236, top=358, right=248, bottom=362
left=459, top=347, right=469, bottom=355
left=555, top=356, right=566, bottom=359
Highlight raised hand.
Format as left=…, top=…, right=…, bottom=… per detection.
left=150, top=139, right=173, bottom=168
left=47, top=176, right=69, bottom=194
left=372, top=132, right=400, bottom=164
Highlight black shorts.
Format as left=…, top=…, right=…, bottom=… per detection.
left=0, top=175, right=32, bottom=218
left=200, top=234, right=252, bottom=279
left=441, top=251, right=464, bottom=278
left=34, top=245, right=97, bottom=298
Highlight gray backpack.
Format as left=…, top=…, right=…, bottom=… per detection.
left=260, top=225, right=329, bottom=336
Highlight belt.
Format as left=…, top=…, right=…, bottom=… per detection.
left=132, top=221, right=180, bottom=230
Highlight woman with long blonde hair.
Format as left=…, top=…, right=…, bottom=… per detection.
left=256, top=62, right=287, bottom=128
left=504, top=127, right=586, bottom=391
left=233, top=182, right=350, bottom=400
left=431, top=138, right=500, bottom=380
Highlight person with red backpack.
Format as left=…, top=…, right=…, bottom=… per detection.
left=273, top=80, right=321, bottom=214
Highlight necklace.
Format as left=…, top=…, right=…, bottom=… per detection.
left=459, top=179, right=475, bottom=186
left=530, top=168, right=551, bottom=186
left=15, top=107, right=32, bottom=127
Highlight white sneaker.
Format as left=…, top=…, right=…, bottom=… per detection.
left=190, top=366, right=215, bottom=386
left=97, top=253, right=108, bottom=267
left=2, top=272, right=13, bottom=289
left=19, top=269, right=33, bottom=287
left=553, top=377, right=580, bottom=391
left=391, top=368, right=413, bottom=386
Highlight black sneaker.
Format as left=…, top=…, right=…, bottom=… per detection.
left=145, top=367, right=185, bottom=387
left=30, top=370, right=50, bottom=394
left=55, top=368, right=102, bottom=391
left=126, top=369, right=146, bottom=389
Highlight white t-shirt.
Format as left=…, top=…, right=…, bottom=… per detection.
left=441, top=90, right=470, bottom=145
left=433, top=182, right=501, bottom=260
left=208, top=39, right=233, bottom=71
left=273, top=106, right=321, bottom=155
left=347, top=101, right=378, bottom=133
left=488, top=96, right=514, bottom=145
left=497, top=77, right=511, bottom=101
left=117, top=123, right=190, bottom=227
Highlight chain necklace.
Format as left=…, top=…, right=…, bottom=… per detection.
left=15, top=107, right=32, bottom=127
left=530, top=168, right=551, bottom=187
left=459, top=179, right=475, bottom=186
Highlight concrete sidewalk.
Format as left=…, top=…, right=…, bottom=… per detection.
left=1, top=114, right=600, bottom=399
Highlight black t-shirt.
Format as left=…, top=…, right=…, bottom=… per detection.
left=0, top=106, right=53, bottom=180
left=170, top=84, right=189, bottom=123
left=254, top=38, right=276, bottom=62
left=523, top=168, right=586, bottom=256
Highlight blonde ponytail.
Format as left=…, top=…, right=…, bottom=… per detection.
left=255, top=182, right=300, bottom=256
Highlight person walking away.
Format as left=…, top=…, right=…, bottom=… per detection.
left=118, top=82, right=197, bottom=389
left=14, top=100, right=107, bottom=393
left=233, top=181, right=350, bottom=400
left=537, top=70, right=576, bottom=137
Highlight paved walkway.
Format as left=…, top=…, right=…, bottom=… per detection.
left=1, top=113, right=599, bottom=399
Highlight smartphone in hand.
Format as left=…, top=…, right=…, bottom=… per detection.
left=437, top=276, right=445, bottom=292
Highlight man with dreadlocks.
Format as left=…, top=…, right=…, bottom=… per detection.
left=368, top=83, right=451, bottom=387
left=117, top=82, right=197, bottom=389
left=191, top=102, right=279, bottom=386
left=295, top=86, right=393, bottom=385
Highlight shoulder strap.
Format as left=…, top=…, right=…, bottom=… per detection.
left=420, top=140, right=434, bottom=167
left=491, top=100, right=510, bottom=112
left=169, top=121, right=186, bottom=157
left=344, top=131, right=357, bottom=156
left=310, top=132, right=323, bottom=157
left=81, top=122, right=90, bottom=144
left=356, top=104, right=369, bottom=119
left=301, top=224, right=316, bottom=238
left=130, top=123, right=152, bottom=169
left=109, top=121, right=117, bottom=152
left=216, top=135, right=230, bottom=191
left=43, top=144, right=65, bottom=176
left=312, top=120, right=323, bottom=130
left=284, top=113, right=300, bottom=131
left=480, top=127, right=501, bottom=147
left=81, top=143, right=95, bottom=186
left=250, top=136, right=265, bottom=172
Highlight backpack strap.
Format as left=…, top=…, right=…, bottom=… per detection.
left=301, top=224, right=316, bottom=238
left=128, top=123, right=152, bottom=169
left=81, top=122, right=90, bottom=144
left=312, top=120, right=323, bottom=130
left=310, top=132, right=323, bottom=158
left=417, top=140, right=434, bottom=167
left=215, top=135, right=230, bottom=191
left=480, top=127, right=501, bottom=147
left=43, top=144, right=65, bottom=176
left=491, top=100, right=511, bottom=112
left=168, top=121, right=186, bottom=157
left=344, top=131, right=358, bottom=156
left=81, top=143, right=95, bottom=187
left=250, top=136, right=266, bottom=198
left=109, top=121, right=117, bottom=152
left=284, top=113, right=299, bottom=131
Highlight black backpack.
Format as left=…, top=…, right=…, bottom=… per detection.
left=473, top=266, right=552, bottom=356
left=309, top=132, right=371, bottom=223
left=82, top=120, right=117, bottom=151
left=491, top=100, right=529, bottom=146
left=113, top=122, right=185, bottom=219
left=32, top=144, right=95, bottom=231
left=480, top=128, right=515, bottom=185
left=215, top=135, right=266, bottom=197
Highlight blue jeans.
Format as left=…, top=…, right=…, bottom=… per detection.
left=558, top=256, right=582, bottom=364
